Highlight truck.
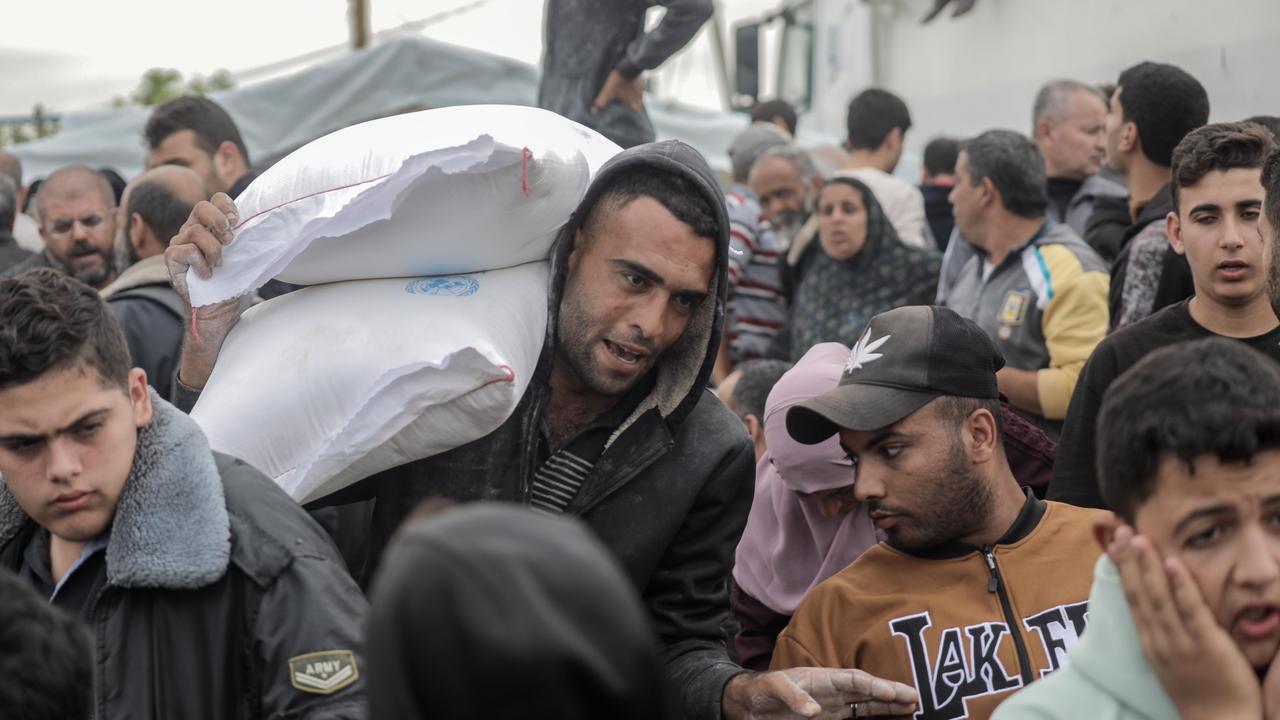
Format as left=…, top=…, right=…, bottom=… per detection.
left=728, top=0, right=1280, bottom=165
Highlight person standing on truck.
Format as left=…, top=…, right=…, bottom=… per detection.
left=539, top=0, right=713, bottom=149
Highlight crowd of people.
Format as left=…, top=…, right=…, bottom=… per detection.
left=3, top=22, right=1280, bottom=719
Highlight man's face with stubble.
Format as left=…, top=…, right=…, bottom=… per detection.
left=1264, top=207, right=1280, bottom=318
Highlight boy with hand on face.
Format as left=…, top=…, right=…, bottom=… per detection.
left=994, top=337, right=1280, bottom=719
left=0, top=269, right=368, bottom=719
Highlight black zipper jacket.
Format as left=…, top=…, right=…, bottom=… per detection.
left=178, top=140, right=755, bottom=719
left=0, top=395, right=368, bottom=719
left=371, top=140, right=753, bottom=720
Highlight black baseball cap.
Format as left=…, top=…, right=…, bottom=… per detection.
left=786, top=305, right=1005, bottom=444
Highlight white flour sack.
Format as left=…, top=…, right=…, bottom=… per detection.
left=190, top=262, right=549, bottom=504
left=185, top=105, right=619, bottom=307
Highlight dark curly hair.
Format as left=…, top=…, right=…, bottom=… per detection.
left=1263, top=147, right=1280, bottom=233
left=1115, top=61, right=1210, bottom=167
left=845, top=88, right=912, bottom=151
left=1098, top=337, right=1280, bottom=521
left=0, top=567, right=92, bottom=720
left=1170, top=121, right=1275, bottom=213
left=961, top=130, right=1050, bottom=219
left=145, top=95, right=251, bottom=165
left=585, top=166, right=720, bottom=243
left=0, top=268, right=132, bottom=391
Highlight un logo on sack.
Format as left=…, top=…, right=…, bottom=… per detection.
left=404, top=275, right=480, bottom=297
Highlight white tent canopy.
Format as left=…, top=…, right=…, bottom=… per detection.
left=10, top=36, right=751, bottom=182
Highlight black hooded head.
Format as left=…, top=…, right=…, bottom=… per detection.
left=367, top=503, right=675, bottom=720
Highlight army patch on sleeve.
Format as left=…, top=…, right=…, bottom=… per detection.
left=289, top=650, right=359, bottom=695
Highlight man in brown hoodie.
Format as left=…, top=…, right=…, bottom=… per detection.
left=774, top=305, right=1106, bottom=720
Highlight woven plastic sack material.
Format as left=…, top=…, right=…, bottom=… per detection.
left=185, top=105, right=619, bottom=307
left=191, top=262, right=549, bottom=503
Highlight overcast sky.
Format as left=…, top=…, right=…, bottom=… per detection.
left=2, top=0, right=781, bottom=117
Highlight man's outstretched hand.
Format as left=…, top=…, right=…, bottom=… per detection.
left=722, top=668, right=918, bottom=719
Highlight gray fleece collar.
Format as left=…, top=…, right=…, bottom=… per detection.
left=0, top=391, right=230, bottom=590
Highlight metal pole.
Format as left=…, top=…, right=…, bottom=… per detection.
left=350, top=0, right=371, bottom=50
left=708, top=0, right=733, bottom=110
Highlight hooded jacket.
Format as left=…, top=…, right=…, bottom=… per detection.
left=772, top=494, right=1107, bottom=720
left=1108, top=183, right=1194, bottom=331
left=0, top=229, right=34, bottom=273
left=539, top=0, right=712, bottom=149
left=990, top=557, right=1179, bottom=720
left=101, top=254, right=185, bottom=401
left=0, top=247, right=55, bottom=278
left=1058, top=172, right=1128, bottom=240
left=945, top=221, right=1110, bottom=431
left=368, top=504, right=674, bottom=720
left=0, top=394, right=368, bottom=719
left=174, top=140, right=754, bottom=719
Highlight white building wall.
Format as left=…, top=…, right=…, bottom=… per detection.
left=802, top=0, right=1280, bottom=160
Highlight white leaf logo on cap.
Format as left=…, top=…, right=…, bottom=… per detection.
left=846, top=330, right=891, bottom=373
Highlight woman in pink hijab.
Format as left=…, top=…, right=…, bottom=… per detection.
left=730, top=342, right=879, bottom=670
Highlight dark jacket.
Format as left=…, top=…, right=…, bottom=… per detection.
left=1108, top=183, right=1194, bottom=331
left=0, top=247, right=54, bottom=278
left=1049, top=300, right=1280, bottom=509
left=368, top=504, right=675, bottom=720
left=101, top=255, right=185, bottom=402
left=0, top=230, right=34, bottom=273
left=177, top=140, right=755, bottom=720
left=919, top=183, right=954, bottom=252
left=538, top=0, right=713, bottom=148
left=1056, top=171, right=1128, bottom=242
left=0, top=395, right=368, bottom=719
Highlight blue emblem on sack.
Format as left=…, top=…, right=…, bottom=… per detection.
left=404, top=275, right=480, bottom=297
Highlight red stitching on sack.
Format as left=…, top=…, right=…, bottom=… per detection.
left=190, top=306, right=203, bottom=345
left=232, top=173, right=396, bottom=229
left=521, top=147, right=532, bottom=196
left=267, top=365, right=518, bottom=481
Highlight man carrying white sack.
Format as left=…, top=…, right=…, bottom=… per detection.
left=166, top=140, right=919, bottom=720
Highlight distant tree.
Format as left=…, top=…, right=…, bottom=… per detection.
left=186, top=69, right=235, bottom=97
left=134, top=68, right=184, bottom=106
left=112, top=67, right=237, bottom=108
left=32, top=104, right=59, bottom=139
left=9, top=123, right=30, bottom=145
left=7, top=66, right=233, bottom=149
